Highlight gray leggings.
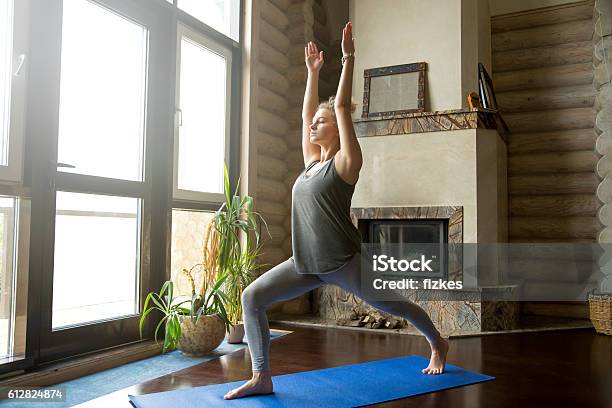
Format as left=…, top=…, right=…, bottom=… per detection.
left=241, top=252, right=443, bottom=372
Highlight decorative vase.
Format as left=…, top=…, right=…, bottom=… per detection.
left=226, top=322, right=245, bottom=343
left=177, top=313, right=225, bottom=356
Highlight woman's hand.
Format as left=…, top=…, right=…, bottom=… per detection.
left=342, top=21, right=355, bottom=56
left=305, top=41, right=324, bottom=73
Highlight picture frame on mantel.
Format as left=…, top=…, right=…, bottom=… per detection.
left=361, top=62, right=426, bottom=119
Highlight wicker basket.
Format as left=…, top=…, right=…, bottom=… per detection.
left=588, top=292, right=612, bottom=335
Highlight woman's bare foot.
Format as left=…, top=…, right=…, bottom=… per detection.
left=422, top=337, right=449, bottom=375
left=223, top=370, right=274, bottom=400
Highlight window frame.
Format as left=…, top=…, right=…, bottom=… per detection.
left=0, top=0, right=29, bottom=183
left=0, top=196, right=17, bottom=359
left=172, top=22, right=233, bottom=204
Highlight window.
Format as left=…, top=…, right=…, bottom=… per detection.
left=57, top=0, right=147, bottom=181
left=0, top=196, right=17, bottom=358
left=0, top=0, right=27, bottom=182
left=0, top=1, right=11, bottom=166
left=52, top=192, right=141, bottom=329
left=178, top=0, right=240, bottom=42
left=0, top=0, right=28, bottom=367
left=173, top=24, right=232, bottom=202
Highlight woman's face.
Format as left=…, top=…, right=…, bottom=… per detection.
left=309, top=108, right=338, bottom=146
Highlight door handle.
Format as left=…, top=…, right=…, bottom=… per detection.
left=14, top=54, right=26, bottom=76
left=53, top=163, right=75, bottom=189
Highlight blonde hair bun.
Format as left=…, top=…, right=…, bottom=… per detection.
left=323, top=95, right=357, bottom=114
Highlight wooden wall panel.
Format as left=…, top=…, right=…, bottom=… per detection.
left=492, top=0, right=596, bottom=319
left=492, top=19, right=594, bottom=52
left=491, top=1, right=594, bottom=33
left=508, top=173, right=598, bottom=195
left=508, top=150, right=598, bottom=174
left=503, top=107, right=595, bottom=133
left=509, top=129, right=596, bottom=155
left=494, top=62, right=593, bottom=92
left=493, top=40, right=593, bottom=72
left=496, top=84, right=595, bottom=112
left=509, top=194, right=600, bottom=217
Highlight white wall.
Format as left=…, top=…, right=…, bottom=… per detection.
left=349, top=0, right=492, bottom=114
left=349, top=0, right=463, bottom=114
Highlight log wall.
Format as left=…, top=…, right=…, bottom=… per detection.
left=594, top=0, right=612, bottom=295
left=492, top=0, right=597, bottom=319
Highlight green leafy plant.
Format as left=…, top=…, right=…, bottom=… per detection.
left=214, top=163, right=270, bottom=326
left=139, top=163, right=269, bottom=352
left=139, top=257, right=232, bottom=353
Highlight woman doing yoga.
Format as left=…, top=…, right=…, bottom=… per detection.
left=224, top=21, right=449, bottom=401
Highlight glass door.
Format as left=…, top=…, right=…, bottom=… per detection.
left=52, top=0, right=147, bottom=331
left=28, top=0, right=174, bottom=363
left=0, top=0, right=29, bottom=370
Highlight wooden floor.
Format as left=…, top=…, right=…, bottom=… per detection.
left=78, top=324, right=611, bottom=407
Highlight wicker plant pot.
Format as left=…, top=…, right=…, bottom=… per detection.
left=177, top=313, right=226, bottom=356
left=588, top=292, right=612, bottom=335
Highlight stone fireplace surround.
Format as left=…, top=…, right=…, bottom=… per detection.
left=349, top=109, right=516, bottom=334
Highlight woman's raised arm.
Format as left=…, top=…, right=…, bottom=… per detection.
left=334, top=22, right=362, bottom=185
left=302, top=42, right=323, bottom=167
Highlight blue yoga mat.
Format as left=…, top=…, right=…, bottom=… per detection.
left=0, top=331, right=291, bottom=408
left=128, top=355, right=495, bottom=407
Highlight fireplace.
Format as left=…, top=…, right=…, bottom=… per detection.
left=366, top=219, right=449, bottom=280
left=307, top=206, right=472, bottom=334
left=351, top=206, right=463, bottom=282
left=368, top=219, right=448, bottom=245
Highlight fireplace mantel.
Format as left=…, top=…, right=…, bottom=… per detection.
left=354, top=108, right=508, bottom=142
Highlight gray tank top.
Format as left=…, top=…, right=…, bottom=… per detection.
left=290, top=155, right=362, bottom=274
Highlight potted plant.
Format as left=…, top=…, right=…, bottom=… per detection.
left=212, top=164, right=269, bottom=343
left=139, top=256, right=232, bottom=355
left=139, top=163, right=269, bottom=352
